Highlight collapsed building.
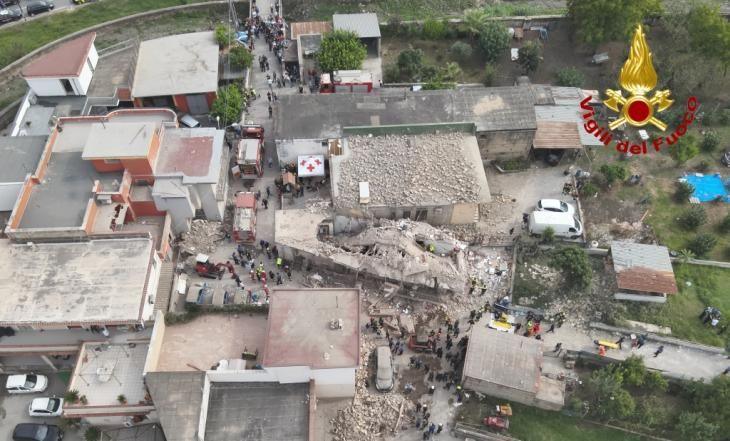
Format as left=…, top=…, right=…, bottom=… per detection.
left=274, top=209, right=470, bottom=292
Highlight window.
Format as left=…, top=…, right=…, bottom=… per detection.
left=60, top=79, right=74, bottom=94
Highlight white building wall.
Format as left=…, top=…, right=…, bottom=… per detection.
left=196, top=182, right=223, bottom=221
left=152, top=194, right=195, bottom=234
left=311, top=367, right=356, bottom=398
left=276, top=139, right=327, bottom=166
left=142, top=253, right=162, bottom=321
left=265, top=365, right=312, bottom=383
left=88, top=44, right=99, bottom=68
left=25, top=78, right=67, bottom=97
left=73, top=62, right=94, bottom=95
left=0, top=182, right=23, bottom=211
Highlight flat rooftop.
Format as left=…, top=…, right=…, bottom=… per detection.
left=463, top=329, right=542, bottom=394
left=274, top=87, right=537, bottom=140
left=0, top=238, right=153, bottom=326
left=70, top=342, right=148, bottom=405
left=82, top=121, right=158, bottom=159
left=155, top=314, right=267, bottom=372
left=146, top=372, right=204, bottom=441
left=333, top=13, right=381, bottom=38
left=0, top=136, right=47, bottom=183
left=331, top=132, right=490, bottom=209
left=87, top=44, right=137, bottom=99
left=155, top=127, right=224, bottom=183
left=19, top=152, right=122, bottom=229
left=204, top=382, right=309, bottom=441
left=132, top=32, right=219, bottom=98
left=263, top=288, right=360, bottom=369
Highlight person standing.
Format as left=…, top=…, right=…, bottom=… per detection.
left=653, top=345, right=664, bottom=357
left=616, top=336, right=625, bottom=350
left=262, top=199, right=268, bottom=209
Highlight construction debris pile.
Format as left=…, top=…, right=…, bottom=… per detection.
left=333, top=133, right=483, bottom=208
left=331, top=339, right=415, bottom=441
left=179, top=220, right=225, bottom=254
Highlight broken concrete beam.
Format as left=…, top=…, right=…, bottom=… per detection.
left=369, top=308, right=398, bottom=317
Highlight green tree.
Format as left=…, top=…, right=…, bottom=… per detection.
left=229, top=45, right=253, bottom=69
left=616, top=355, right=646, bottom=387
left=550, top=247, right=592, bottom=289
left=679, top=206, right=708, bottom=230
left=215, top=24, right=233, bottom=48
left=478, top=22, right=510, bottom=63
left=643, top=371, right=668, bottom=393
left=567, top=0, right=662, bottom=47
left=555, top=67, right=584, bottom=87
left=463, top=8, right=489, bottom=39
left=397, top=48, right=425, bottom=80
left=586, top=368, right=635, bottom=420
left=422, top=19, right=447, bottom=40
left=676, top=412, right=719, bottom=441
left=634, top=395, right=669, bottom=427
left=450, top=41, right=473, bottom=62
left=670, top=134, right=700, bottom=164
left=700, top=131, right=719, bottom=153
left=599, top=164, right=628, bottom=185
left=210, top=85, right=243, bottom=127
left=482, top=63, right=497, bottom=86
left=316, top=30, right=367, bottom=73
left=687, top=5, right=730, bottom=73
left=518, top=41, right=541, bottom=74
left=674, top=181, right=695, bottom=203
left=687, top=233, right=718, bottom=257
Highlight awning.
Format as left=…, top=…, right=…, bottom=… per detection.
left=533, top=121, right=583, bottom=149
left=297, top=155, right=325, bottom=177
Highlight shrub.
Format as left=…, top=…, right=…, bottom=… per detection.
left=599, top=164, right=628, bottom=185
left=478, top=22, right=510, bottom=62
left=580, top=181, right=599, bottom=197
left=616, top=355, right=646, bottom=387
left=450, top=41, right=473, bottom=62
left=422, top=19, right=447, bottom=39
left=674, top=181, right=695, bottom=203
left=542, top=226, right=555, bottom=243
left=482, top=63, right=497, bottom=86
left=718, top=214, right=730, bottom=234
left=383, top=64, right=400, bottom=83
left=643, top=371, right=669, bottom=393
left=670, top=134, right=699, bottom=164
left=229, top=45, right=253, bottom=69
left=550, top=247, right=592, bottom=289
left=210, top=85, right=244, bottom=127
left=719, top=108, right=730, bottom=125
left=397, top=48, right=426, bottom=81
left=64, top=389, right=80, bottom=403
left=676, top=412, right=719, bottom=441
left=555, top=67, right=585, bottom=87
left=687, top=233, right=718, bottom=257
left=700, top=131, right=719, bottom=152
left=517, top=41, right=541, bottom=73
left=634, top=396, right=669, bottom=427
left=679, top=206, right=708, bottom=230
left=317, top=30, right=367, bottom=72
left=586, top=368, right=635, bottom=420
left=215, top=24, right=233, bottom=48
left=84, top=427, right=100, bottom=441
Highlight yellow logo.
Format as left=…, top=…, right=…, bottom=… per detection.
left=604, top=25, right=674, bottom=131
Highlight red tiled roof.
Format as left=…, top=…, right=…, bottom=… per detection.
left=22, top=33, right=96, bottom=78
left=616, top=266, right=679, bottom=295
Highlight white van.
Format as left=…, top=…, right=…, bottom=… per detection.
left=528, top=211, right=583, bottom=239
left=375, top=346, right=394, bottom=391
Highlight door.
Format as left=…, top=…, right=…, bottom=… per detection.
left=186, top=94, right=209, bottom=114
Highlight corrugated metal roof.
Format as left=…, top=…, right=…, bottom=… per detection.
left=535, top=105, right=604, bottom=146
left=611, top=241, right=678, bottom=294
left=533, top=121, right=582, bottom=149
left=333, top=13, right=381, bottom=38
left=290, top=21, right=332, bottom=39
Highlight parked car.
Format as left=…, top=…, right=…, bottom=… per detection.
left=0, top=5, right=22, bottom=24
left=12, top=423, right=63, bottom=441
left=0, top=0, right=20, bottom=8
left=375, top=346, right=394, bottom=391
left=29, top=397, right=64, bottom=417
left=6, top=374, right=48, bottom=394
left=722, top=150, right=730, bottom=167
left=536, top=198, right=575, bottom=215
left=26, top=0, right=54, bottom=16
left=528, top=210, right=583, bottom=239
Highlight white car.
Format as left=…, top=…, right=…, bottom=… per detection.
left=536, top=199, right=576, bottom=215
left=5, top=374, right=48, bottom=394
left=29, top=397, right=64, bottom=417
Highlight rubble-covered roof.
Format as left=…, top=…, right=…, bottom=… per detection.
left=0, top=238, right=153, bottom=326
left=274, top=87, right=536, bottom=140
left=274, top=210, right=470, bottom=292
left=331, top=133, right=491, bottom=209
left=611, top=241, right=678, bottom=294
left=22, top=33, right=96, bottom=78
left=263, top=288, right=360, bottom=369
left=463, top=329, right=542, bottom=394
left=333, top=13, right=381, bottom=38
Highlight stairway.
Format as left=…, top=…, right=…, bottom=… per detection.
left=154, top=261, right=175, bottom=314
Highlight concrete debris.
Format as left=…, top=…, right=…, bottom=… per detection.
left=305, top=197, right=331, bottom=213
left=334, top=133, right=482, bottom=209
left=179, top=219, right=225, bottom=254
left=330, top=339, right=415, bottom=441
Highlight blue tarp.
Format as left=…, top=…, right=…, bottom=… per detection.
left=683, top=174, right=730, bottom=203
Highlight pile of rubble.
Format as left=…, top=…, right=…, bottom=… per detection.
left=179, top=220, right=225, bottom=254
left=330, top=339, right=415, bottom=441
left=525, top=263, right=560, bottom=286
left=305, top=197, right=331, bottom=214
left=334, top=133, right=483, bottom=208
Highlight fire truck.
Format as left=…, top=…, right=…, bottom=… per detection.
left=320, top=70, right=373, bottom=94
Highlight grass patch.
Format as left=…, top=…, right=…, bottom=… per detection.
left=619, top=264, right=730, bottom=348
left=457, top=396, right=648, bottom=441
left=0, top=0, right=223, bottom=70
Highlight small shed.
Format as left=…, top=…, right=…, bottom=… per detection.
left=611, top=241, right=678, bottom=303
